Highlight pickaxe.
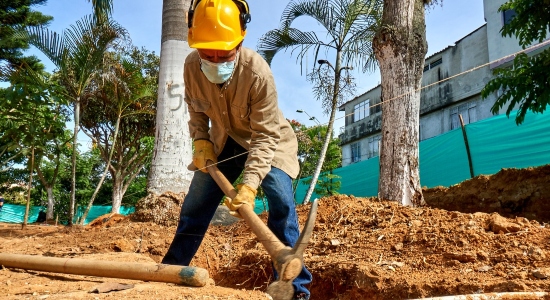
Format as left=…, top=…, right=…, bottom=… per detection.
left=206, top=161, right=318, bottom=300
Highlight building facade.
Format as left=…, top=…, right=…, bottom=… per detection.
left=338, top=0, right=547, bottom=167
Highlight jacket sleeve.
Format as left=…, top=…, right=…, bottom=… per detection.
left=242, top=73, right=280, bottom=189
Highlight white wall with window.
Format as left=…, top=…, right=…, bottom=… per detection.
left=353, top=99, right=370, bottom=122
left=484, top=0, right=522, bottom=65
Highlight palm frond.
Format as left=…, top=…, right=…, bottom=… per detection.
left=281, top=0, right=338, bottom=39
left=258, top=0, right=382, bottom=71
left=62, top=15, right=125, bottom=93
left=21, top=25, right=65, bottom=67
left=257, top=28, right=324, bottom=65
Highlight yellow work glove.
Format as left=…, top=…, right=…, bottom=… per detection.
left=192, top=139, right=216, bottom=173
left=224, top=184, right=257, bottom=218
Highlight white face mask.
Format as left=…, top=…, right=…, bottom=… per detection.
left=200, top=52, right=238, bottom=84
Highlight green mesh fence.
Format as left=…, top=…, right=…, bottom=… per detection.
left=0, top=204, right=135, bottom=225
left=294, top=110, right=550, bottom=202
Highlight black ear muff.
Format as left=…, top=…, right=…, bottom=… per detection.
left=188, top=10, right=194, bottom=28
left=188, top=0, right=199, bottom=28
left=240, top=13, right=251, bottom=30
left=232, top=0, right=251, bottom=31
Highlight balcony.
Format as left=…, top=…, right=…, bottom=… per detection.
left=338, top=112, right=382, bottom=145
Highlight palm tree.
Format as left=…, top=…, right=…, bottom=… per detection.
left=24, top=15, right=125, bottom=225
left=146, top=0, right=194, bottom=196
left=257, top=0, right=382, bottom=204
left=87, top=0, right=113, bottom=24
left=372, top=0, right=427, bottom=206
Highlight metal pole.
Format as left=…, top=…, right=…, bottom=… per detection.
left=459, top=114, right=475, bottom=178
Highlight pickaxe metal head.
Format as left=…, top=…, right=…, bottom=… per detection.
left=206, top=162, right=318, bottom=300
left=266, top=199, right=318, bottom=300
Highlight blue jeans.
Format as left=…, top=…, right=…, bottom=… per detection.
left=162, top=139, right=312, bottom=297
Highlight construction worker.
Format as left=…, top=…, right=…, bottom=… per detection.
left=161, top=0, right=312, bottom=299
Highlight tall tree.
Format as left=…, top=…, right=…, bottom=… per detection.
left=0, top=69, right=68, bottom=226
left=80, top=46, right=157, bottom=218
left=481, top=0, right=550, bottom=125
left=24, top=15, right=125, bottom=225
left=145, top=0, right=193, bottom=196
left=0, top=0, right=52, bottom=79
left=34, top=128, right=72, bottom=220
left=373, top=0, right=428, bottom=206
left=257, top=0, right=381, bottom=204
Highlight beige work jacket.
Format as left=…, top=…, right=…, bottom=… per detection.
left=184, top=47, right=299, bottom=189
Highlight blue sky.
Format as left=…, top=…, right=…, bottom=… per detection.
left=23, top=0, right=485, bottom=136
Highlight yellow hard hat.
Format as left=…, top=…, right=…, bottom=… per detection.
left=188, top=0, right=251, bottom=50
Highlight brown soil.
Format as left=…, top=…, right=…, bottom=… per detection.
left=1, top=166, right=550, bottom=300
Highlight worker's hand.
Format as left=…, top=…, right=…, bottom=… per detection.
left=224, top=184, right=257, bottom=218
left=192, top=139, right=216, bottom=173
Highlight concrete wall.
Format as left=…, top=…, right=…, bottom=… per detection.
left=419, top=25, right=493, bottom=140
left=483, top=0, right=523, bottom=65
left=338, top=0, right=534, bottom=167
left=340, top=25, right=498, bottom=167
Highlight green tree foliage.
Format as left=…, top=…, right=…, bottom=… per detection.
left=23, top=13, right=126, bottom=224
left=0, top=67, right=69, bottom=224
left=289, top=119, right=342, bottom=197
left=0, top=70, right=68, bottom=172
left=481, top=0, right=550, bottom=124
left=0, top=0, right=52, bottom=78
left=80, top=45, right=157, bottom=215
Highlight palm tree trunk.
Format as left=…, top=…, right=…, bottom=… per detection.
left=22, top=146, right=35, bottom=229
left=147, top=0, right=193, bottom=195
left=373, top=0, right=427, bottom=206
left=303, top=51, right=344, bottom=204
left=69, top=98, right=80, bottom=225
left=302, top=101, right=338, bottom=204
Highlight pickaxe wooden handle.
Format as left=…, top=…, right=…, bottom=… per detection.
left=206, top=160, right=318, bottom=300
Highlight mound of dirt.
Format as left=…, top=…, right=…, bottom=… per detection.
left=424, top=164, right=550, bottom=222
left=131, top=191, right=185, bottom=226
left=88, top=213, right=130, bottom=228
left=1, top=165, right=550, bottom=299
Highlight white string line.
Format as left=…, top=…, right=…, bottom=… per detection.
left=192, top=40, right=549, bottom=172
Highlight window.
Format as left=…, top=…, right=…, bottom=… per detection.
left=430, top=58, right=442, bottom=68
left=368, top=136, right=381, bottom=158
left=450, top=103, right=477, bottom=130
left=502, top=9, right=516, bottom=26
left=353, top=99, right=370, bottom=122
left=423, top=58, right=443, bottom=72
left=351, top=142, right=361, bottom=163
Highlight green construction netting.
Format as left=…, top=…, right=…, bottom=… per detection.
left=1, top=110, right=548, bottom=220
left=466, top=111, right=550, bottom=175
left=0, top=204, right=135, bottom=225
left=294, top=109, right=550, bottom=202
